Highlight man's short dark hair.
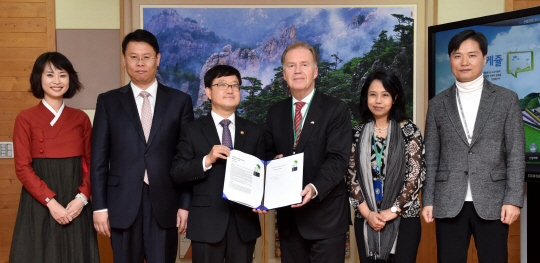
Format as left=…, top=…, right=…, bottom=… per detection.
left=359, top=70, right=408, bottom=123
left=122, top=29, right=160, bottom=55
left=448, top=29, right=488, bottom=57
left=30, top=52, right=83, bottom=99
left=204, top=65, right=242, bottom=88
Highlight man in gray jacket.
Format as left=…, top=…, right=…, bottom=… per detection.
left=422, top=29, right=525, bottom=263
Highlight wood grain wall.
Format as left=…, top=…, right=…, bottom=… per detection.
left=506, top=0, right=540, bottom=11
left=0, top=0, right=55, bottom=262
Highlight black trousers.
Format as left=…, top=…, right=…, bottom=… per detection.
left=355, top=217, right=421, bottom=263
left=280, top=218, right=346, bottom=263
left=191, top=211, right=256, bottom=263
left=436, top=202, right=509, bottom=263
left=110, top=184, right=178, bottom=263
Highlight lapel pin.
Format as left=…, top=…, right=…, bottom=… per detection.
left=240, top=131, right=244, bottom=135
left=310, top=121, right=315, bottom=124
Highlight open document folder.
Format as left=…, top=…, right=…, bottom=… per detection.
left=222, top=150, right=303, bottom=210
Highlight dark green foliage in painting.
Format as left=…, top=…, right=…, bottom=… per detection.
left=235, top=14, right=414, bottom=126
left=236, top=69, right=287, bottom=126
left=158, top=64, right=200, bottom=107
left=315, top=14, right=414, bottom=125
left=194, top=100, right=212, bottom=119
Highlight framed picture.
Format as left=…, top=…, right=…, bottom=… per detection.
left=124, top=1, right=428, bottom=262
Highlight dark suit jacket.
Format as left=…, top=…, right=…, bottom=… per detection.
left=91, top=83, right=194, bottom=229
left=264, top=90, right=351, bottom=240
left=170, top=114, right=264, bottom=243
left=423, top=80, right=525, bottom=220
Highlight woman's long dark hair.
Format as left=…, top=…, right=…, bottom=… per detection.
left=359, top=71, right=408, bottom=123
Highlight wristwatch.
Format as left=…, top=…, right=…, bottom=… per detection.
left=390, top=206, right=400, bottom=215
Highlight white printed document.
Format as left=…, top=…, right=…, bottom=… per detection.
left=222, top=150, right=303, bottom=210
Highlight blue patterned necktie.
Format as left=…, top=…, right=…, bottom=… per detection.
left=219, top=119, right=233, bottom=148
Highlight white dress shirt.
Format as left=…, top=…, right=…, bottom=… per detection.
left=131, top=79, right=158, bottom=119
left=42, top=99, right=65, bottom=126
left=202, top=111, right=236, bottom=171
left=456, top=74, right=483, bottom=202
left=292, top=88, right=315, bottom=130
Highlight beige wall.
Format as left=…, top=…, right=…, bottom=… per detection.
left=438, top=0, right=505, bottom=24
left=55, top=0, right=121, bottom=114
left=56, top=0, right=120, bottom=29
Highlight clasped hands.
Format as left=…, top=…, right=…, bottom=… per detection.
left=362, top=206, right=400, bottom=231
left=46, top=194, right=86, bottom=226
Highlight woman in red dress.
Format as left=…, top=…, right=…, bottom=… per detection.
left=10, top=52, right=99, bottom=262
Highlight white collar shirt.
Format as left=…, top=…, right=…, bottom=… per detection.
left=42, top=99, right=65, bottom=126
left=211, top=110, right=236, bottom=146
left=292, top=88, right=315, bottom=128
left=131, top=79, right=158, bottom=119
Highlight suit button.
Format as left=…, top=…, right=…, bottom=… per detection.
left=468, top=151, right=473, bottom=155
left=139, top=177, right=143, bottom=181
left=39, top=149, right=43, bottom=153
left=145, top=154, right=149, bottom=157
left=465, top=171, right=468, bottom=175
left=40, top=139, right=44, bottom=142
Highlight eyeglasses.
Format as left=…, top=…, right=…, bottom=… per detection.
left=212, top=83, right=240, bottom=92
left=125, top=55, right=156, bottom=64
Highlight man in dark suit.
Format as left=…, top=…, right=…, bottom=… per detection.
left=264, top=42, right=351, bottom=263
left=171, top=65, right=264, bottom=262
left=91, top=29, right=194, bottom=263
left=422, top=29, right=525, bottom=263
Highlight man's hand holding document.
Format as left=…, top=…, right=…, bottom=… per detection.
left=222, top=150, right=304, bottom=211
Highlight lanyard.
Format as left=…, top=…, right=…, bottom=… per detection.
left=292, top=94, right=314, bottom=150
left=456, top=90, right=472, bottom=141
left=373, top=132, right=386, bottom=177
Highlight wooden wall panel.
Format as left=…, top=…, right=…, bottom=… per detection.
left=0, top=32, right=48, bottom=48
left=511, top=0, right=540, bottom=10
left=0, top=18, right=47, bottom=32
left=0, top=77, right=30, bottom=91
left=0, top=0, right=54, bottom=262
left=0, top=2, right=46, bottom=17
left=417, top=219, right=437, bottom=262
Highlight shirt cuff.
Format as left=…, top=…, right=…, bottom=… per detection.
left=309, top=183, right=318, bottom=199
left=75, top=193, right=88, bottom=206
left=93, top=209, right=108, bottom=213
left=202, top=155, right=212, bottom=171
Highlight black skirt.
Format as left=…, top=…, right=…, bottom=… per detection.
left=10, top=157, right=100, bottom=263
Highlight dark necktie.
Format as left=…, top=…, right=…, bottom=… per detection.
left=220, top=119, right=233, bottom=148
left=294, top=101, right=306, bottom=148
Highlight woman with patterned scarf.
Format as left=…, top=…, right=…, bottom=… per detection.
left=346, top=71, right=426, bottom=262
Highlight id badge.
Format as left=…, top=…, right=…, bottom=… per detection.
left=374, top=180, right=383, bottom=202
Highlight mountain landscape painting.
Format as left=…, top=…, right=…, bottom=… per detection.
left=141, top=6, right=416, bottom=125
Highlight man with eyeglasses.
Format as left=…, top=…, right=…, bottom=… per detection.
left=91, top=29, right=194, bottom=263
left=171, top=65, right=265, bottom=262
